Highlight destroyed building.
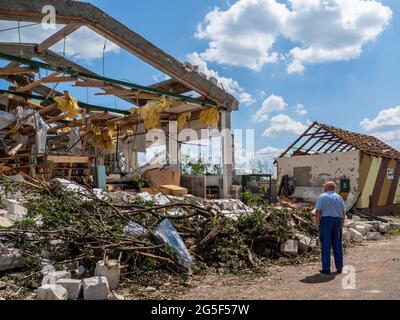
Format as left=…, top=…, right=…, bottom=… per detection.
left=0, top=0, right=238, bottom=198
left=276, top=122, right=400, bottom=215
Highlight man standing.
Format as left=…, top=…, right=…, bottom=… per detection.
left=315, top=181, right=345, bottom=275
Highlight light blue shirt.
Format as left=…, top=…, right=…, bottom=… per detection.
left=315, top=191, right=345, bottom=218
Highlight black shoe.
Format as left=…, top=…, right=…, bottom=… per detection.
left=336, top=269, right=342, bottom=274
left=319, top=270, right=331, bottom=275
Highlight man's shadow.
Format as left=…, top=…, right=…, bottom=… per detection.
left=300, top=273, right=337, bottom=284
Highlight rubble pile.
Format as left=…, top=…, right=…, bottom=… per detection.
left=0, top=175, right=395, bottom=300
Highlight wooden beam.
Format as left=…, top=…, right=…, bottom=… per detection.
left=15, top=71, right=62, bottom=92
left=0, top=0, right=238, bottom=109
left=278, top=122, right=317, bottom=158
left=0, top=66, right=35, bottom=75
left=73, top=81, right=113, bottom=89
left=37, top=23, right=81, bottom=53
left=42, top=76, right=77, bottom=83
left=47, top=155, right=89, bottom=164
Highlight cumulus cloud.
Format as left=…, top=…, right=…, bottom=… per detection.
left=293, top=103, right=307, bottom=115
left=262, top=114, right=307, bottom=137
left=195, top=0, right=286, bottom=70
left=195, top=0, right=392, bottom=73
left=0, top=21, right=120, bottom=61
left=187, top=52, right=255, bottom=105
left=360, top=106, right=400, bottom=148
left=360, top=106, right=400, bottom=131
left=252, top=94, right=287, bottom=123
left=257, top=146, right=284, bottom=158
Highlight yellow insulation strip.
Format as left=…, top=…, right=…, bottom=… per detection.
left=54, top=95, right=81, bottom=120
left=200, top=108, right=220, bottom=127
left=137, top=96, right=172, bottom=131
left=177, top=111, right=191, bottom=130
left=93, top=128, right=113, bottom=150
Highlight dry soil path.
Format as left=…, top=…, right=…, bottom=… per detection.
left=178, top=236, right=400, bottom=300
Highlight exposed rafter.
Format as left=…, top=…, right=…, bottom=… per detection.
left=0, top=0, right=238, bottom=110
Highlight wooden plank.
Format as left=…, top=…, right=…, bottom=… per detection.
left=47, top=155, right=90, bottom=164
left=42, top=76, right=77, bottom=83
left=159, top=185, right=188, bottom=196
left=15, top=71, right=62, bottom=92
left=37, top=23, right=81, bottom=53
left=0, top=66, right=35, bottom=75
left=73, top=81, right=113, bottom=89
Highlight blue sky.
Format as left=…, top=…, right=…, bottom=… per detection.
left=0, top=0, right=399, bottom=167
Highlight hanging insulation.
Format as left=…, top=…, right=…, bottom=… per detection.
left=177, top=111, right=191, bottom=130
left=54, top=94, right=81, bottom=120
left=200, top=108, right=220, bottom=127
left=137, top=96, right=172, bottom=131
left=93, top=128, right=113, bottom=150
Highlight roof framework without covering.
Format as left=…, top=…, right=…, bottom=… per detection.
left=279, top=122, right=400, bottom=161
left=0, top=0, right=238, bottom=110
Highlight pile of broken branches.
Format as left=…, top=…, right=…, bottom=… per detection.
left=0, top=175, right=319, bottom=283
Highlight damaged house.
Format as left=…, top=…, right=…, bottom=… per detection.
left=276, top=122, right=400, bottom=215
left=0, top=0, right=238, bottom=197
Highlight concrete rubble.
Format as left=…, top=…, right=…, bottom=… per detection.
left=341, top=216, right=391, bottom=242
left=0, top=174, right=397, bottom=301
left=280, top=240, right=299, bottom=256
left=56, top=279, right=82, bottom=300
left=82, top=276, right=110, bottom=300
left=0, top=244, right=24, bottom=272
left=37, top=284, right=68, bottom=300
left=94, top=260, right=120, bottom=291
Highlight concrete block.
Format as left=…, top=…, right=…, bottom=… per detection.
left=294, top=234, right=311, bottom=253
left=2, top=199, right=27, bottom=216
left=349, top=228, right=363, bottom=242
left=37, top=284, right=68, bottom=300
left=280, top=240, right=298, bottom=256
left=355, top=224, right=370, bottom=235
left=82, top=276, right=109, bottom=300
left=108, top=292, right=125, bottom=300
left=0, top=248, right=24, bottom=272
left=0, top=216, right=13, bottom=228
left=43, top=270, right=71, bottom=285
left=367, top=232, right=382, bottom=241
left=94, top=260, right=120, bottom=290
left=352, top=215, right=362, bottom=222
left=344, top=220, right=356, bottom=229
left=362, top=221, right=380, bottom=231
left=342, top=229, right=352, bottom=241
left=378, top=222, right=390, bottom=234
left=56, top=279, right=82, bottom=300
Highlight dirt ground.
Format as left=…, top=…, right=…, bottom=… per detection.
left=177, top=235, right=400, bottom=300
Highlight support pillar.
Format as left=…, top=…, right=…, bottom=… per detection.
left=221, top=110, right=233, bottom=198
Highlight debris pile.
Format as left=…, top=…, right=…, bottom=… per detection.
left=0, top=175, right=394, bottom=299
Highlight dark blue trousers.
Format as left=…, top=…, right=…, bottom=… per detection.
left=320, top=217, right=343, bottom=273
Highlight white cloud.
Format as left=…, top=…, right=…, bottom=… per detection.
left=195, top=0, right=392, bottom=73
left=187, top=52, right=255, bottom=105
left=360, top=106, right=400, bottom=131
left=252, top=94, right=287, bottom=123
left=285, top=0, right=393, bottom=73
left=257, top=146, right=284, bottom=158
left=360, top=106, right=400, bottom=148
left=262, top=114, right=307, bottom=137
left=294, top=103, right=307, bottom=115
left=195, top=0, right=287, bottom=71
left=372, top=129, right=400, bottom=147
left=0, top=21, right=120, bottom=61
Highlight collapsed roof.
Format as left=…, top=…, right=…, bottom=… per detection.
left=278, top=121, right=400, bottom=161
